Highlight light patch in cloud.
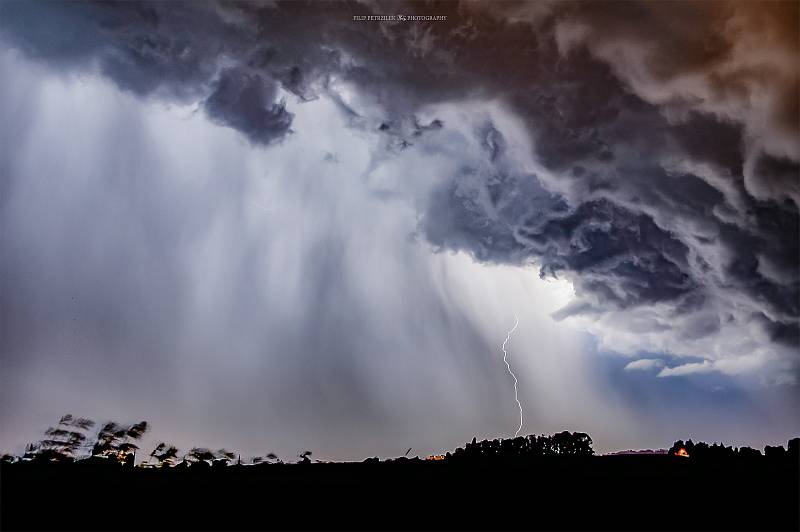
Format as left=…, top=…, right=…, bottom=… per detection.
left=624, top=359, right=665, bottom=372
left=658, top=361, right=716, bottom=378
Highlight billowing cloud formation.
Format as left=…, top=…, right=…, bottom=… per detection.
left=550, top=1, right=799, bottom=203
left=0, top=0, right=797, bottom=386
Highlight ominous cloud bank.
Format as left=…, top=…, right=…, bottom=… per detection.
left=0, top=1, right=798, bottom=454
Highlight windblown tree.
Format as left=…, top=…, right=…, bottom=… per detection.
left=297, top=451, right=312, bottom=464
left=212, top=449, right=236, bottom=467
left=250, top=453, right=280, bottom=465
left=24, top=414, right=95, bottom=462
left=91, top=420, right=149, bottom=465
left=265, top=452, right=282, bottom=465
left=148, top=443, right=179, bottom=467
left=184, top=447, right=216, bottom=467
left=179, top=447, right=238, bottom=467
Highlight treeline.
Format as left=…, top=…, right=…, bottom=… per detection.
left=6, top=414, right=149, bottom=465
left=446, top=431, right=595, bottom=462
left=0, top=414, right=302, bottom=468
left=2, top=414, right=798, bottom=468
left=668, top=437, right=800, bottom=462
left=2, top=417, right=596, bottom=467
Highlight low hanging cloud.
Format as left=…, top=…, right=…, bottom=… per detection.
left=204, top=67, right=293, bottom=145
left=0, top=0, right=797, bottom=383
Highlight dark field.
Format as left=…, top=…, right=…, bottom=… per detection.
left=2, top=456, right=797, bottom=531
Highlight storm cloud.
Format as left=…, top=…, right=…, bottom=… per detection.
left=0, top=1, right=798, bottom=456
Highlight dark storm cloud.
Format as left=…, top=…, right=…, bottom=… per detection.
left=0, top=2, right=220, bottom=98
left=204, top=67, right=293, bottom=145
left=0, top=0, right=797, bottom=377
left=0, top=1, right=287, bottom=142
left=337, top=1, right=798, bottom=370
left=551, top=0, right=800, bottom=202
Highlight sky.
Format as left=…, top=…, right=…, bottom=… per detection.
left=0, top=0, right=798, bottom=461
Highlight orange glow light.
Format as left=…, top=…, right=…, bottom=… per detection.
left=675, top=448, right=689, bottom=458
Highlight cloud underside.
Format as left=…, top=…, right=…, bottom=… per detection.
left=0, top=0, right=797, bottom=381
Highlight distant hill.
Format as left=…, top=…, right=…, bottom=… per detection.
left=606, top=448, right=668, bottom=456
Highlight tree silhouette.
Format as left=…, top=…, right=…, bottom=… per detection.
left=788, top=437, right=799, bottom=459
left=25, top=414, right=95, bottom=462
left=298, top=451, right=312, bottom=464
left=8, top=418, right=796, bottom=477
left=450, top=431, right=594, bottom=462
left=668, top=439, right=774, bottom=461
left=149, top=443, right=179, bottom=467
left=764, top=444, right=787, bottom=459
left=265, top=452, right=282, bottom=464
left=91, top=421, right=149, bottom=465
left=185, top=448, right=215, bottom=467
left=212, top=449, right=236, bottom=467
left=738, top=446, right=761, bottom=459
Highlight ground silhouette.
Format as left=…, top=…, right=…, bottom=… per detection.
left=1, top=416, right=798, bottom=530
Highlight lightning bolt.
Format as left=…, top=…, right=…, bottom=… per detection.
left=501, top=314, right=523, bottom=438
